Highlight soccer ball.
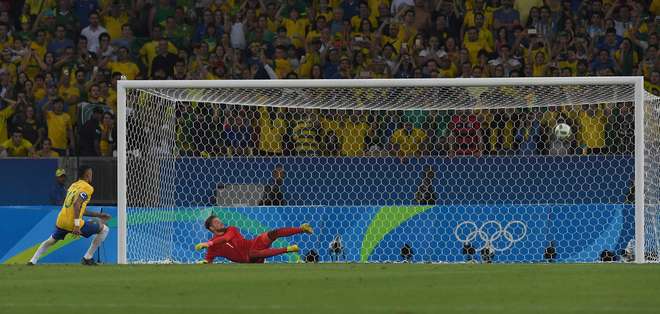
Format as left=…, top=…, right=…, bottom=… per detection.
left=554, top=123, right=572, bottom=139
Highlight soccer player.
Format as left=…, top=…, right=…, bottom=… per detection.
left=195, top=215, right=313, bottom=264
left=29, top=165, right=111, bottom=265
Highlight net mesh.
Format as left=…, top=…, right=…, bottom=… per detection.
left=123, top=82, right=660, bottom=264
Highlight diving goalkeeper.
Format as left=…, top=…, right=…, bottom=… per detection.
left=195, top=215, right=313, bottom=263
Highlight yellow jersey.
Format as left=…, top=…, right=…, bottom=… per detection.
left=282, top=17, right=309, bottom=48
left=103, top=14, right=129, bottom=40
left=0, top=105, right=15, bottom=143
left=339, top=121, right=370, bottom=156
left=578, top=109, right=606, bottom=149
left=45, top=111, right=72, bottom=150
left=56, top=180, right=94, bottom=231
left=391, top=128, right=427, bottom=157
left=139, top=41, right=178, bottom=75
left=1, top=138, right=33, bottom=156
left=107, top=61, right=141, bottom=80
left=258, top=107, right=287, bottom=154
left=464, top=38, right=492, bottom=64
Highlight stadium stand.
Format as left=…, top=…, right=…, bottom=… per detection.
left=0, top=0, right=655, bottom=159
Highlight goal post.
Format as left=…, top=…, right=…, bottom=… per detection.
left=117, top=77, right=658, bottom=264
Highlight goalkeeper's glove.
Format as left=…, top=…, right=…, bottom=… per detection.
left=195, top=241, right=211, bottom=251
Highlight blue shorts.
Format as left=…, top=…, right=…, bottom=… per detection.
left=52, top=218, right=102, bottom=240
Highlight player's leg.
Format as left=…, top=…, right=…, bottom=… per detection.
left=29, top=228, right=67, bottom=265
left=80, top=218, right=109, bottom=265
left=248, top=245, right=299, bottom=261
left=265, top=223, right=314, bottom=243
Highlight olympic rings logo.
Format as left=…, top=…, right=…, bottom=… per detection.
left=453, top=220, right=528, bottom=252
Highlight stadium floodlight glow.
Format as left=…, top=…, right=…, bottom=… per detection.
left=117, top=77, right=658, bottom=264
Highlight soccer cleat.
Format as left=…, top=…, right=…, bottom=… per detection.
left=286, top=244, right=299, bottom=253
left=26, top=261, right=35, bottom=266
left=301, top=223, right=314, bottom=234
left=81, top=258, right=98, bottom=266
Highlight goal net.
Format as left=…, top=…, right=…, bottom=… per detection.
left=118, top=78, right=659, bottom=264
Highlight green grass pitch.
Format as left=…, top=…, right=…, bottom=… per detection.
left=1, top=263, right=659, bottom=314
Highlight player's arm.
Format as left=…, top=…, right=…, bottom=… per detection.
left=195, top=228, right=235, bottom=250
left=195, top=235, right=229, bottom=250
left=70, top=191, right=92, bottom=235
left=71, top=196, right=84, bottom=235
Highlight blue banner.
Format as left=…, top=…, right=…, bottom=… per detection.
left=1, top=204, right=633, bottom=264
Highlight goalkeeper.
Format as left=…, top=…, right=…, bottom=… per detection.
left=195, top=215, right=313, bottom=263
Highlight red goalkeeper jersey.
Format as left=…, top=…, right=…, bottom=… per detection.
left=205, top=227, right=254, bottom=263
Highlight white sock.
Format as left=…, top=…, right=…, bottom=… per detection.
left=30, top=236, right=58, bottom=264
left=83, top=225, right=109, bottom=260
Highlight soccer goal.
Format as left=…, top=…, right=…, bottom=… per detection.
left=117, top=77, right=659, bottom=264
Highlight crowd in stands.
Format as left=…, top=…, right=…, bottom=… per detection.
left=0, top=0, right=654, bottom=158
left=170, top=102, right=634, bottom=157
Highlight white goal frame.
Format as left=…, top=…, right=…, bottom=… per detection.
left=117, top=77, right=647, bottom=264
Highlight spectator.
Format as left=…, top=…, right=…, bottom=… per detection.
left=78, top=106, right=102, bottom=156
left=101, top=2, right=128, bottom=41
left=606, top=103, right=634, bottom=155
left=43, top=97, right=73, bottom=156
left=48, top=24, right=74, bottom=58
left=258, top=106, right=287, bottom=156
left=86, top=84, right=104, bottom=104
left=49, top=168, right=67, bottom=205
left=590, top=49, right=618, bottom=74
left=531, top=6, right=556, bottom=39
left=464, top=27, right=492, bottom=64
left=14, top=105, right=44, bottom=148
left=448, top=110, right=483, bottom=156
left=224, top=107, right=254, bottom=156
left=415, top=165, right=438, bottom=205
left=411, top=0, right=430, bottom=31
left=111, top=24, right=136, bottom=52
left=80, top=12, right=107, bottom=53
left=99, top=111, right=115, bottom=157
left=0, top=96, right=16, bottom=143
left=339, top=111, right=371, bottom=156
left=139, top=25, right=177, bottom=76
left=488, top=44, right=521, bottom=76
left=645, top=71, right=660, bottom=95
left=0, top=127, right=35, bottom=157
left=351, top=2, right=376, bottom=31
left=614, top=38, right=639, bottom=76
left=330, top=7, right=344, bottom=35
left=36, top=83, right=58, bottom=111
left=529, top=50, right=549, bottom=76
left=0, top=22, right=12, bottom=52
left=148, top=0, right=175, bottom=34
left=291, top=109, right=321, bottom=156
left=36, top=138, right=59, bottom=157
left=107, top=46, right=140, bottom=80
left=597, top=28, right=622, bottom=55
left=577, top=104, right=607, bottom=155
left=151, top=39, right=178, bottom=79
left=73, top=0, right=99, bottom=29
left=258, top=165, right=286, bottom=206
left=493, top=0, right=520, bottom=31
left=95, top=32, right=114, bottom=64
left=390, top=121, right=427, bottom=157
left=515, top=111, right=542, bottom=155
left=606, top=3, right=633, bottom=37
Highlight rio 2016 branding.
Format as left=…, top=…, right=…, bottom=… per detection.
left=454, top=220, right=528, bottom=252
